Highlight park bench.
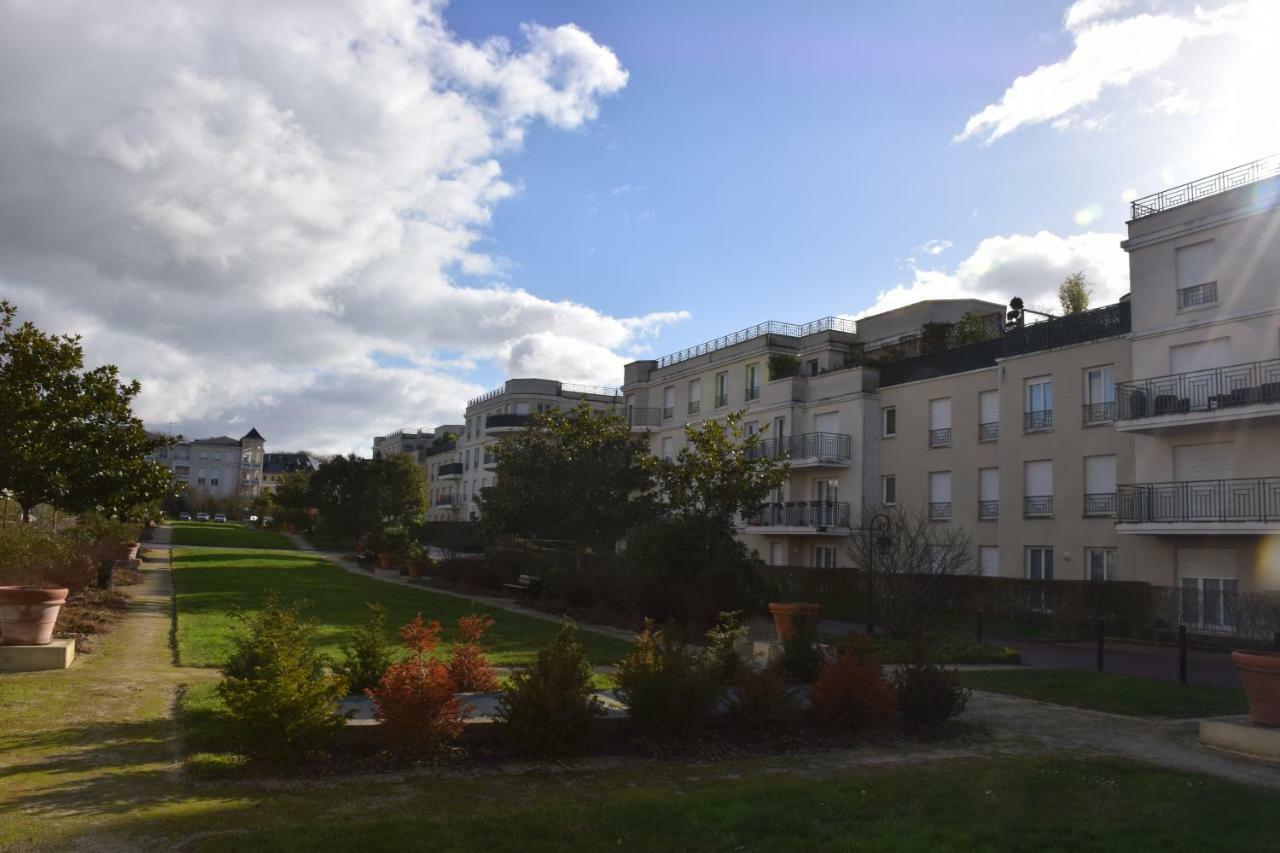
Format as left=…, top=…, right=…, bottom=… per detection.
left=502, top=574, right=543, bottom=600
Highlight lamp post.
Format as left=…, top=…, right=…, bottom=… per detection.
left=860, top=512, right=893, bottom=636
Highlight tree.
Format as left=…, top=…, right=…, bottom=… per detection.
left=0, top=301, right=175, bottom=520
left=273, top=470, right=312, bottom=527
left=361, top=454, right=427, bottom=547
left=1058, top=271, right=1091, bottom=314
left=845, top=505, right=975, bottom=636
left=954, top=311, right=995, bottom=345
left=309, top=454, right=370, bottom=544
left=476, top=404, right=655, bottom=550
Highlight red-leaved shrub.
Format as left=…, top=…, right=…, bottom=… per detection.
left=448, top=614, right=499, bottom=692
left=808, top=637, right=898, bottom=732
left=367, top=614, right=466, bottom=755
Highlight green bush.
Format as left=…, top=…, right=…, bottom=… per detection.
left=767, top=352, right=801, bottom=380
left=893, top=645, right=971, bottom=736
left=730, top=662, right=800, bottom=730
left=216, top=597, right=348, bottom=765
left=705, top=610, right=749, bottom=683
left=496, top=621, right=603, bottom=756
left=616, top=622, right=723, bottom=738
left=781, top=616, right=826, bottom=683
left=336, top=603, right=395, bottom=695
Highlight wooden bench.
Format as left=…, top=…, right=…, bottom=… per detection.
left=502, top=574, right=543, bottom=600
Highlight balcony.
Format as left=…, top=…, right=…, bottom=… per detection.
left=688, top=400, right=701, bottom=415
left=715, top=392, right=729, bottom=408
left=928, top=427, right=951, bottom=448
left=1129, top=154, right=1280, bottom=219
left=1023, top=410, right=1054, bottom=433
left=748, top=432, right=852, bottom=468
left=1024, top=495, right=1054, bottom=517
left=662, top=406, right=675, bottom=420
left=1117, top=478, right=1280, bottom=535
left=745, top=386, right=761, bottom=402
left=1177, top=281, right=1218, bottom=310
left=627, top=407, right=663, bottom=429
left=485, top=413, right=531, bottom=433
left=1082, top=401, right=1115, bottom=427
left=979, top=421, right=999, bottom=442
left=1083, top=492, right=1115, bottom=516
left=483, top=450, right=497, bottom=470
left=744, top=501, right=851, bottom=533
left=437, top=462, right=463, bottom=480
left=435, top=493, right=459, bottom=507
left=1114, top=358, right=1280, bottom=433
left=978, top=500, right=999, bottom=521
left=929, top=502, right=952, bottom=522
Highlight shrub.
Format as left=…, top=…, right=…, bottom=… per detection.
left=0, top=525, right=96, bottom=592
left=616, top=621, right=722, bottom=738
left=216, top=597, right=348, bottom=765
left=809, top=637, right=898, bottom=732
left=893, top=645, right=971, bottom=736
left=448, top=614, right=499, bottom=692
left=730, top=662, right=800, bottom=730
left=705, top=610, right=750, bottom=683
left=496, top=621, right=603, bottom=756
left=780, top=615, right=826, bottom=683
left=367, top=614, right=467, bottom=756
left=337, top=603, right=395, bottom=695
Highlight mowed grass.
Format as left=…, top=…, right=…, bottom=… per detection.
left=170, top=548, right=632, bottom=668
left=169, top=519, right=296, bottom=549
left=963, top=669, right=1249, bottom=718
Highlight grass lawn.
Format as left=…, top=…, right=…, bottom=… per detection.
left=171, top=547, right=632, bottom=668
left=963, top=669, right=1249, bottom=718
left=168, top=519, right=296, bottom=549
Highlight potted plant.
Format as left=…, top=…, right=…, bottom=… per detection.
left=0, top=586, right=70, bottom=646
left=405, top=541, right=432, bottom=578
left=1232, top=649, right=1280, bottom=727
left=376, top=526, right=408, bottom=578
left=767, top=602, right=821, bottom=642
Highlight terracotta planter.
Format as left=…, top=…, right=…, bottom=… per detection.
left=407, top=559, right=430, bottom=578
left=377, top=553, right=395, bottom=571
left=0, top=586, right=69, bottom=646
left=1232, top=649, right=1280, bottom=727
left=768, top=602, right=820, bottom=642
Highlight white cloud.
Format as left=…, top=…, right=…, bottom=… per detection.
left=957, top=1, right=1252, bottom=144
left=0, top=1, right=675, bottom=455
left=859, top=230, right=1128, bottom=318
left=913, top=239, right=954, bottom=257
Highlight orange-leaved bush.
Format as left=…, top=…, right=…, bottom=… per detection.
left=367, top=614, right=466, bottom=755
left=448, top=613, right=499, bottom=692
left=808, top=635, right=898, bottom=732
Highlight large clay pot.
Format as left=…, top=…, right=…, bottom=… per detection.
left=1232, top=650, right=1280, bottom=727
left=0, top=587, right=69, bottom=646
left=377, top=553, right=395, bottom=571
left=768, top=602, right=820, bottom=642
left=407, top=559, right=430, bottom=579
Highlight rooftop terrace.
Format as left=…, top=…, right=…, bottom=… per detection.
left=654, top=316, right=857, bottom=369
left=1129, top=154, right=1280, bottom=219
left=467, top=381, right=622, bottom=409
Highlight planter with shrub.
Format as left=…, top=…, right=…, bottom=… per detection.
left=0, top=586, right=70, bottom=645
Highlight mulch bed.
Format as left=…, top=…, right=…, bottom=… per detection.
left=55, top=564, right=144, bottom=652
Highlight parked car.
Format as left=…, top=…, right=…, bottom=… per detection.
left=195, top=512, right=209, bottom=522
left=178, top=512, right=192, bottom=521
left=213, top=513, right=227, bottom=523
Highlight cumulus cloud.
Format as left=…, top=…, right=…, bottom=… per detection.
left=913, top=239, right=954, bottom=257
left=859, top=230, right=1129, bottom=318
left=0, top=0, right=674, bottom=455
left=956, top=0, right=1254, bottom=144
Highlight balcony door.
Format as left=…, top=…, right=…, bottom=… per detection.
left=815, top=479, right=838, bottom=526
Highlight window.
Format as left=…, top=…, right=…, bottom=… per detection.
left=769, top=542, right=786, bottom=566
left=928, top=398, right=952, bottom=447
left=814, top=545, right=837, bottom=569
left=745, top=364, right=760, bottom=400
left=881, top=475, right=896, bottom=505
left=661, top=436, right=674, bottom=460
left=1083, top=455, right=1117, bottom=515
left=515, top=402, right=530, bottom=415
left=1083, top=365, right=1116, bottom=425
left=881, top=406, right=897, bottom=437
left=687, top=378, right=701, bottom=414
left=1025, top=377, right=1053, bottom=432
left=662, top=386, right=675, bottom=420
left=1025, top=547, right=1054, bottom=581
left=210, top=477, right=219, bottom=487
left=978, top=390, right=999, bottom=441
left=715, top=372, right=729, bottom=407
left=1175, top=240, right=1217, bottom=309
left=1024, top=460, right=1053, bottom=516
left=928, top=471, right=951, bottom=521
left=979, top=546, right=999, bottom=577
left=1181, top=577, right=1238, bottom=628
left=979, top=467, right=999, bottom=520
left=1086, top=548, right=1117, bottom=582
left=806, top=358, right=819, bottom=376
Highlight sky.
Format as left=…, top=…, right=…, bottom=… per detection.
left=1, top=0, right=1276, bottom=454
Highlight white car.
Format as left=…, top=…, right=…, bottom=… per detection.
left=178, top=512, right=192, bottom=521
left=195, top=512, right=210, bottom=522
left=213, top=513, right=227, bottom=523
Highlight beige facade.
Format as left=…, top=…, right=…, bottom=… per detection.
left=149, top=427, right=265, bottom=500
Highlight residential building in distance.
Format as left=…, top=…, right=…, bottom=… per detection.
left=371, top=428, right=434, bottom=459
left=149, top=428, right=265, bottom=500
left=261, top=451, right=324, bottom=494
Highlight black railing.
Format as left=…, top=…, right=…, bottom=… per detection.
left=750, top=432, right=852, bottom=462
left=979, top=421, right=999, bottom=442
left=436, top=494, right=458, bottom=506
left=662, top=406, right=675, bottom=420
left=486, top=413, right=531, bottom=430
left=1130, top=155, right=1280, bottom=218
left=1082, top=401, right=1115, bottom=426
left=1084, top=492, right=1116, bottom=516
left=437, top=462, right=463, bottom=478
left=688, top=400, right=701, bottom=415
left=715, top=392, right=728, bottom=408
left=745, top=386, right=760, bottom=401
left=627, top=407, right=663, bottom=427
left=420, top=440, right=457, bottom=458
left=1025, top=495, right=1053, bottom=516
left=746, top=501, right=851, bottom=529
left=929, top=502, right=952, bottom=521
left=979, top=500, right=999, bottom=520
left=1024, top=410, right=1054, bottom=432
left=1003, top=301, right=1131, bottom=358
left=928, top=427, right=952, bottom=448
left=878, top=337, right=1002, bottom=387
left=1177, top=281, right=1218, bottom=309
left=1118, top=478, right=1280, bottom=524
left=1115, top=358, right=1280, bottom=421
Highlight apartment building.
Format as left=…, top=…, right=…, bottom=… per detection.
left=261, top=451, right=324, bottom=494
left=149, top=427, right=265, bottom=499
left=454, top=379, right=624, bottom=519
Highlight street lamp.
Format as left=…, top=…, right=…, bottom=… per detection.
left=859, top=512, right=893, bottom=635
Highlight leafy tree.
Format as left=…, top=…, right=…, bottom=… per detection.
left=476, top=403, right=655, bottom=550
left=362, top=454, right=427, bottom=547
left=1058, top=271, right=1091, bottom=314
left=0, top=300, right=174, bottom=520
left=308, top=454, right=370, bottom=544
left=273, top=470, right=312, bottom=527
left=954, top=311, right=995, bottom=345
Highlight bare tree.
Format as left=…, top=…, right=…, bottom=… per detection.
left=845, top=504, right=975, bottom=636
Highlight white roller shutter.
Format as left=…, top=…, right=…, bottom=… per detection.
left=979, top=546, right=999, bottom=577
left=980, top=468, right=999, bottom=501
left=1175, top=241, right=1216, bottom=289
left=929, top=398, right=951, bottom=430
left=1025, top=460, right=1053, bottom=496
left=1170, top=338, right=1230, bottom=373
left=813, top=412, right=839, bottom=433
left=979, top=390, right=999, bottom=423
left=1176, top=547, right=1238, bottom=580
left=929, top=471, right=951, bottom=503
left=1173, top=442, right=1234, bottom=481
left=1084, top=455, right=1117, bottom=494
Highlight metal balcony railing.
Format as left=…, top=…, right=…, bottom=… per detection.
left=1117, top=478, right=1280, bottom=524
left=1129, top=155, right=1280, bottom=219
left=437, top=462, right=463, bottom=478
left=1115, top=358, right=1280, bottom=421
left=656, top=316, right=857, bottom=369
left=979, top=421, right=999, bottom=442
left=1024, top=495, right=1054, bottom=517
left=929, top=502, right=952, bottom=521
left=436, top=494, right=458, bottom=506
left=979, top=500, right=999, bottom=520
left=486, top=413, right=531, bottom=430
left=662, top=406, right=675, bottom=420
left=688, top=400, right=701, bottom=415
left=745, top=501, right=851, bottom=529
left=928, top=427, right=952, bottom=448
left=715, top=392, right=728, bottom=408
left=748, top=432, right=852, bottom=462
left=1024, top=410, right=1054, bottom=432
left=626, top=407, right=663, bottom=427
left=1082, top=401, right=1115, bottom=426
left=1083, top=492, right=1116, bottom=516
left=1177, top=281, right=1218, bottom=309
left=745, top=386, right=760, bottom=401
